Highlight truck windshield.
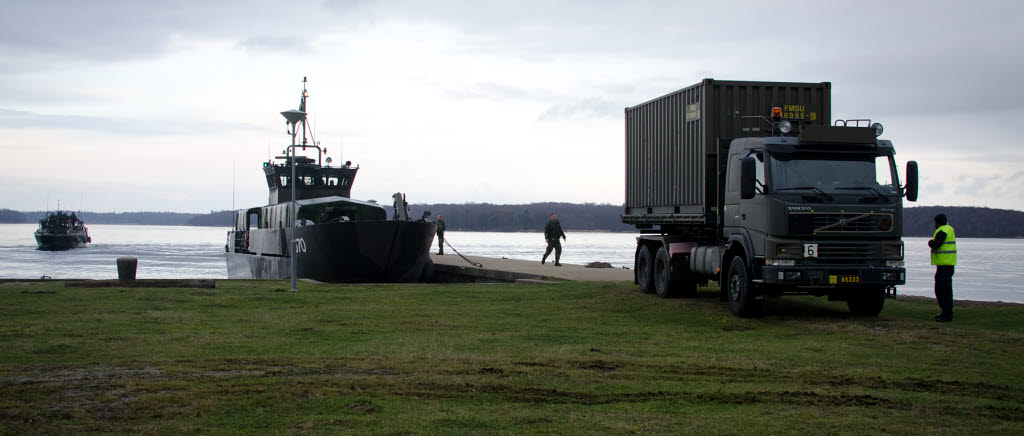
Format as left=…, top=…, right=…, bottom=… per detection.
left=769, top=155, right=898, bottom=196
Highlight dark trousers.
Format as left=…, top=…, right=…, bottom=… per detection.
left=437, top=232, right=444, bottom=253
left=543, top=240, right=562, bottom=262
left=934, top=265, right=954, bottom=315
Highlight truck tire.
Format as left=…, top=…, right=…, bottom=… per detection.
left=654, top=247, right=678, bottom=298
left=847, top=286, right=885, bottom=316
left=636, top=245, right=654, bottom=293
left=727, top=256, right=763, bottom=317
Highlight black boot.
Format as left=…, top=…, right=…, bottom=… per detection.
left=541, top=255, right=547, bottom=265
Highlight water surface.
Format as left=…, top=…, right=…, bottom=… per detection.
left=0, top=224, right=1020, bottom=303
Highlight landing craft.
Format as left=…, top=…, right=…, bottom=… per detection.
left=225, top=78, right=437, bottom=282
left=35, top=209, right=91, bottom=250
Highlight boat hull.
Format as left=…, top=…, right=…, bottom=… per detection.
left=225, top=220, right=436, bottom=283
left=35, top=231, right=90, bottom=251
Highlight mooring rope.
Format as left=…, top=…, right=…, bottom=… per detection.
left=442, top=237, right=483, bottom=268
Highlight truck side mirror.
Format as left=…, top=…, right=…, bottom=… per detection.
left=905, top=161, right=918, bottom=202
left=740, top=156, right=756, bottom=199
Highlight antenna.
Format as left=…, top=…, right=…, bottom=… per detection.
left=232, top=160, right=236, bottom=211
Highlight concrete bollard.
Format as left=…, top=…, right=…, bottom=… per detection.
left=117, top=257, right=138, bottom=281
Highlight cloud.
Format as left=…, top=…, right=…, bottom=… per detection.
left=0, top=1, right=355, bottom=71
left=539, top=97, right=621, bottom=121
left=238, top=36, right=313, bottom=53
left=445, top=82, right=545, bottom=101
left=0, top=108, right=259, bottom=136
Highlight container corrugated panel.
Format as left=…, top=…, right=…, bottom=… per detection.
left=624, top=79, right=831, bottom=226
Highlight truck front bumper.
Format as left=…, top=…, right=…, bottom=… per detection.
left=762, top=266, right=905, bottom=286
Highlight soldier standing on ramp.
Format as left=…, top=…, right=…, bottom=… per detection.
left=542, top=213, right=567, bottom=266
left=435, top=214, right=446, bottom=255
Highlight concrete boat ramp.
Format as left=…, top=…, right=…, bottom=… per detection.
left=429, top=253, right=633, bottom=283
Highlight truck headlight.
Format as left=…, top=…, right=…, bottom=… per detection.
left=766, top=259, right=795, bottom=266
left=779, top=120, right=792, bottom=134
left=885, top=260, right=904, bottom=267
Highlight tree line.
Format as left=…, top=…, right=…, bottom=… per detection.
left=3, top=205, right=1022, bottom=238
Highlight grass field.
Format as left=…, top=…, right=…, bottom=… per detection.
left=1, top=279, right=1022, bottom=434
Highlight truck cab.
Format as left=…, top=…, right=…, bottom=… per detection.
left=720, top=123, right=918, bottom=316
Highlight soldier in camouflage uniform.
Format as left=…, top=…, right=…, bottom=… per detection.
left=542, top=213, right=566, bottom=266
left=436, top=215, right=445, bottom=255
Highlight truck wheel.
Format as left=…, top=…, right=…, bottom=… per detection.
left=727, top=256, right=763, bottom=317
left=847, top=286, right=885, bottom=316
left=636, top=245, right=654, bottom=293
left=654, top=247, right=678, bottom=298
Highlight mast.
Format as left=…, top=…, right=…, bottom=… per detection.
left=300, top=77, right=309, bottom=148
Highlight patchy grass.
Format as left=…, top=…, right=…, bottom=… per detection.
left=1, top=280, right=1022, bottom=434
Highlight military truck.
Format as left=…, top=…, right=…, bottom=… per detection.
left=623, top=79, right=918, bottom=317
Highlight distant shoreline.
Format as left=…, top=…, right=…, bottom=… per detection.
left=3, top=205, right=1023, bottom=238
left=0, top=222, right=1022, bottom=238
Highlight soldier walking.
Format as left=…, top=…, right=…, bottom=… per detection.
left=435, top=214, right=446, bottom=255
left=542, top=213, right=567, bottom=266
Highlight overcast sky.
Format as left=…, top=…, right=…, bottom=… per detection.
left=2, top=0, right=1022, bottom=213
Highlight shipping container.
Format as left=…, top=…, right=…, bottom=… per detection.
left=623, top=79, right=831, bottom=227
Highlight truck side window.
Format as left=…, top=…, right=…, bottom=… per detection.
left=753, top=152, right=765, bottom=192
left=744, top=151, right=765, bottom=194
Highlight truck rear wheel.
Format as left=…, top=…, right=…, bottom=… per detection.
left=654, top=247, right=677, bottom=298
left=636, top=245, right=654, bottom=293
left=727, top=256, right=763, bottom=317
left=847, top=286, right=885, bottom=316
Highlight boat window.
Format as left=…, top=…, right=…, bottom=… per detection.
left=327, top=176, right=338, bottom=186
left=303, top=177, right=313, bottom=186
left=279, top=176, right=288, bottom=187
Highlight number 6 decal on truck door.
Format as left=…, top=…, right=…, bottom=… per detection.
left=804, top=243, right=818, bottom=258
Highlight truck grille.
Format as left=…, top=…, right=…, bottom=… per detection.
left=817, top=242, right=881, bottom=260
left=789, top=212, right=893, bottom=234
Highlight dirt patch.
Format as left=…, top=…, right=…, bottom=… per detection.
left=579, top=361, right=616, bottom=372
left=478, top=367, right=503, bottom=375
left=20, top=290, right=57, bottom=294
left=513, top=361, right=552, bottom=368
left=386, top=381, right=896, bottom=408
left=1, top=282, right=44, bottom=287
left=821, top=375, right=1021, bottom=402
left=347, top=401, right=379, bottom=414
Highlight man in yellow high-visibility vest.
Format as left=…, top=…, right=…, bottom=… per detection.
left=928, top=214, right=956, bottom=322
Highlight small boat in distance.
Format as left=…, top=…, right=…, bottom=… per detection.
left=35, top=209, right=91, bottom=250
left=224, top=78, right=437, bottom=282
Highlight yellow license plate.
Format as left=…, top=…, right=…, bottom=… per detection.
left=829, top=275, right=860, bottom=284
